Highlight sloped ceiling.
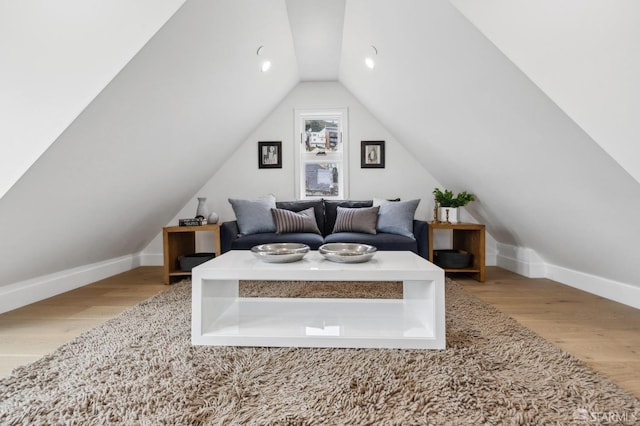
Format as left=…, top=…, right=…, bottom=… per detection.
left=451, top=0, right=640, bottom=185
left=1, top=0, right=638, bottom=299
left=0, top=0, right=186, bottom=199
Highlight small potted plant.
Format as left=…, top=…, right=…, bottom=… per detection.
left=433, top=188, right=475, bottom=223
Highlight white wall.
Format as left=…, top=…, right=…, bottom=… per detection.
left=451, top=0, right=640, bottom=185
left=0, top=0, right=186, bottom=199
left=187, top=81, right=443, bottom=221
left=142, top=81, right=497, bottom=258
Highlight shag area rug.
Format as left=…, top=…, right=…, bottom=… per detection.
left=1, top=279, right=638, bottom=425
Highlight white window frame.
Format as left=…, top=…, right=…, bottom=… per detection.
left=294, top=108, right=349, bottom=200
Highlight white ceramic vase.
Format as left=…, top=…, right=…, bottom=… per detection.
left=438, top=207, right=459, bottom=223
left=196, top=197, right=209, bottom=219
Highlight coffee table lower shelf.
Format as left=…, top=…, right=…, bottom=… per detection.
left=195, top=295, right=438, bottom=349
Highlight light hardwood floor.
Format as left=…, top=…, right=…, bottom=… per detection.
left=0, top=266, right=638, bottom=398
left=457, top=268, right=640, bottom=398
left=0, top=267, right=167, bottom=378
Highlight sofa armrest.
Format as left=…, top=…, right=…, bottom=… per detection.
left=220, top=221, right=240, bottom=254
left=413, top=220, right=429, bottom=260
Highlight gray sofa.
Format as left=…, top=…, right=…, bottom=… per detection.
left=220, top=199, right=429, bottom=259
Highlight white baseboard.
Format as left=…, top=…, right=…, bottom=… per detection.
left=485, top=249, right=497, bottom=266
left=546, top=264, right=640, bottom=310
left=0, top=254, right=141, bottom=314
left=496, top=243, right=639, bottom=310
left=496, top=243, right=546, bottom=278
left=139, top=252, right=163, bottom=266
left=4, top=247, right=638, bottom=314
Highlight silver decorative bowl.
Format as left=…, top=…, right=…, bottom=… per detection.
left=251, top=243, right=310, bottom=263
left=319, top=243, right=377, bottom=263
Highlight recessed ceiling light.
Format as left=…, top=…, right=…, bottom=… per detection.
left=365, top=45, right=378, bottom=70
left=365, top=57, right=375, bottom=69
left=257, top=45, right=271, bottom=73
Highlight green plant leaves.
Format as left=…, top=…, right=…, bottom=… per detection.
left=432, top=188, right=475, bottom=207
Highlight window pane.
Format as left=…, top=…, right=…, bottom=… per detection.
left=304, top=162, right=340, bottom=197
left=303, top=118, right=340, bottom=154
left=295, top=108, right=347, bottom=200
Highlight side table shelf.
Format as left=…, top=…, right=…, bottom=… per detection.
left=163, top=224, right=221, bottom=284
left=428, top=222, right=485, bottom=282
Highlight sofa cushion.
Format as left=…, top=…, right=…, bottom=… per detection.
left=230, top=232, right=325, bottom=250
left=275, top=199, right=325, bottom=232
left=324, top=232, right=418, bottom=252
left=271, top=207, right=321, bottom=234
left=376, top=199, right=420, bottom=238
left=228, top=195, right=276, bottom=235
left=332, top=206, right=379, bottom=235
left=323, top=200, right=373, bottom=235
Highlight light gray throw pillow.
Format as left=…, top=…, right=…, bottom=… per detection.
left=377, top=199, right=420, bottom=238
left=228, top=195, right=276, bottom=235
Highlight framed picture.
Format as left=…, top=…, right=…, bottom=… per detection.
left=361, top=141, right=385, bottom=168
left=258, top=141, right=282, bottom=169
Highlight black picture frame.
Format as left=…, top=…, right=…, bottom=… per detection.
left=361, top=141, right=385, bottom=168
left=258, top=141, right=282, bottom=169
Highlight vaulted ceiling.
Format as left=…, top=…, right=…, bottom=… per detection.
left=1, top=1, right=638, bottom=307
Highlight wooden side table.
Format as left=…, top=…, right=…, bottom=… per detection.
left=163, top=224, right=221, bottom=284
left=428, top=222, right=485, bottom=282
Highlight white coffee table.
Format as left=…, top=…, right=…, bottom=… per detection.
left=191, top=250, right=445, bottom=349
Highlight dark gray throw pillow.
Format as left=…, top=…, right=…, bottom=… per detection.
left=377, top=199, right=420, bottom=238
left=228, top=195, right=276, bottom=235
left=271, top=207, right=321, bottom=234
left=276, top=199, right=325, bottom=232
left=323, top=200, right=373, bottom=235
left=332, top=206, right=379, bottom=235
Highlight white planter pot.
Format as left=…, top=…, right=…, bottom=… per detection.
left=438, top=207, right=459, bottom=223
